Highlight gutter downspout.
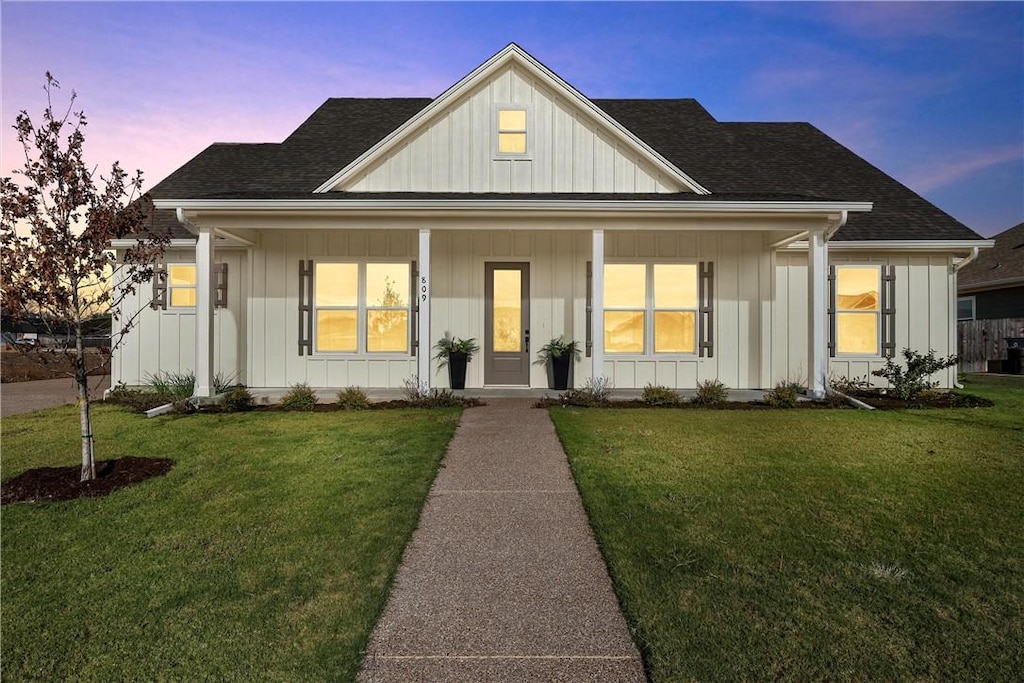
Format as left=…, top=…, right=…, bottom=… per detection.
left=950, top=247, right=979, bottom=389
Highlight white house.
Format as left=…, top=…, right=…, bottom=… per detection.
left=112, top=44, right=991, bottom=397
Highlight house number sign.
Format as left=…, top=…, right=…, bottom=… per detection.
left=420, top=276, right=428, bottom=303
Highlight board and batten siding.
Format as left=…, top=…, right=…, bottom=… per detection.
left=112, top=249, right=247, bottom=388
left=772, top=252, right=958, bottom=389
left=342, top=65, right=683, bottom=194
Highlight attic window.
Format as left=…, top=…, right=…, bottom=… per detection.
left=497, top=108, right=527, bottom=155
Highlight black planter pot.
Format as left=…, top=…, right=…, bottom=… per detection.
left=551, top=354, right=571, bottom=391
left=448, top=351, right=468, bottom=390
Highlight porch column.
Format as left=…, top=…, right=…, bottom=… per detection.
left=417, top=228, right=431, bottom=389
left=807, top=228, right=828, bottom=398
left=194, top=225, right=215, bottom=397
left=592, top=229, right=605, bottom=383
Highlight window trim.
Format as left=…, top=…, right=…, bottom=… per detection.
left=493, top=104, right=532, bottom=159
left=833, top=264, right=882, bottom=357
left=313, top=260, right=412, bottom=356
left=167, top=263, right=197, bottom=309
left=603, top=261, right=700, bottom=357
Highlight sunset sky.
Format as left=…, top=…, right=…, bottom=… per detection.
left=2, top=1, right=1021, bottom=237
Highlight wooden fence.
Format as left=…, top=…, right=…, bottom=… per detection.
left=957, top=318, right=1024, bottom=372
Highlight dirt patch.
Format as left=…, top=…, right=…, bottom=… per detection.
left=1, top=456, right=174, bottom=505
left=1, top=348, right=110, bottom=383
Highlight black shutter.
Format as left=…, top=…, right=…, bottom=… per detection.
left=410, top=261, right=418, bottom=357
left=298, top=260, right=313, bottom=356
left=213, top=263, right=228, bottom=308
left=150, top=263, right=167, bottom=310
left=881, top=265, right=896, bottom=358
left=585, top=261, right=593, bottom=358
left=828, top=265, right=837, bottom=357
left=699, top=261, right=714, bottom=358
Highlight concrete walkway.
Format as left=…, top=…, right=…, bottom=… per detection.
left=0, top=376, right=111, bottom=417
left=359, top=399, right=645, bottom=682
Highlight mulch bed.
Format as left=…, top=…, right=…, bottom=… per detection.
left=535, top=391, right=994, bottom=411
left=1, top=456, right=174, bottom=505
left=848, top=391, right=994, bottom=410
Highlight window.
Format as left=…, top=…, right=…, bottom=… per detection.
left=314, top=262, right=410, bottom=354
left=835, top=266, right=881, bottom=355
left=168, top=265, right=197, bottom=308
left=957, top=296, right=975, bottom=321
left=497, top=108, right=527, bottom=155
left=604, top=263, right=698, bottom=354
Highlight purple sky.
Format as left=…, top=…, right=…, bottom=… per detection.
left=3, top=2, right=1021, bottom=237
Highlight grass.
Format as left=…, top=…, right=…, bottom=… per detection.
left=550, top=378, right=1024, bottom=681
left=2, top=404, right=460, bottom=681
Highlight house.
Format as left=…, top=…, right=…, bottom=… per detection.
left=957, top=222, right=1024, bottom=321
left=112, top=44, right=992, bottom=397
left=956, top=222, right=1024, bottom=372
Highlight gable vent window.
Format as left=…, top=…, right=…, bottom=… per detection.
left=497, top=108, right=527, bottom=155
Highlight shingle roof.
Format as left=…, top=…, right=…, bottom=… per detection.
left=149, top=97, right=983, bottom=242
left=958, top=222, right=1024, bottom=290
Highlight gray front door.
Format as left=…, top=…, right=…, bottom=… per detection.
left=484, top=262, right=530, bottom=385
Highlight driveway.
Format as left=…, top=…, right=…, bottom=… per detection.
left=0, top=376, right=111, bottom=417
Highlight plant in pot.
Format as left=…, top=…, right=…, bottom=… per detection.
left=433, top=333, right=480, bottom=390
left=537, top=336, right=581, bottom=390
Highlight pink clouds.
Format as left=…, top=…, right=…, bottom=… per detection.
left=904, top=145, right=1024, bottom=193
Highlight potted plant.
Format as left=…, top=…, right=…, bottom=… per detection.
left=537, top=336, right=581, bottom=390
left=433, top=333, right=480, bottom=390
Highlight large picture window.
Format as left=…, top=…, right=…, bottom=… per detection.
left=314, top=262, right=410, bottom=354
left=835, top=266, right=881, bottom=355
left=604, top=263, right=698, bottom=354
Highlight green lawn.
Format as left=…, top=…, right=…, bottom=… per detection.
left=551, top=380, right=1024, bottom=681
left=2, top=405, right=459, bottom=681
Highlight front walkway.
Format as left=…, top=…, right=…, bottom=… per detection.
left=359, top=399, right=645, bottom=682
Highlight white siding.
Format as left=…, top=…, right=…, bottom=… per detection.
left=113, top=248, right=246, bottom=387
left=343, top=65, right=683, bottom=194
left=773, top=252, right=958, bottom=389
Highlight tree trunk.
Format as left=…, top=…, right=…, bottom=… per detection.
left=75, top=331, right=95, bottom=482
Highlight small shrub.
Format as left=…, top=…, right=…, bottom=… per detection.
left=400, top=379, right=476, bottom=408
left=279, top=382, right=318, bottom=411
left=871, top=348, right=958, bottom=400
left=642, top=384, right=682, bottom=406
left=830, top=374, right=873, bottom=395
left=336, top=386, right=371, bottom=410
left=559, top=376, right=613, bottom=407
left=105, top=385, right=172, bottom=413
left=692, top=379, right=729, bottom=406
left=222, top=385, right=254, bottom=412
left=213, top=372, right=238, bottom=394
left=145, top=371, right=195, bottom=401
left=763, top=380, right=803, bottom=408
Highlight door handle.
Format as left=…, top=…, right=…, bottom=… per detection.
left=525, top=329, right=530, bottom=353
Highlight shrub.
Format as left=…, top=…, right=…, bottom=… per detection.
left=222, top=385, right=254, bottom=412
left=400, top=379, right=476, bottom=408
left=279, top=382, right=318, bottom=411
left=830, top=374, right=873, bottom=395
left=105, top=385, right=172, bottom=413
left=642, top=384, right=682, bottom=406
left=558, top=376, right=613, bottom=407
left=871, top=348, right=958, bottom=400
left=763, top=380, right=803, bottom=408
left=336, top=386, right=371, bottom=410
left=144, top=371, right=195, bottom=401
left=692, top=379, right=729, bottom=406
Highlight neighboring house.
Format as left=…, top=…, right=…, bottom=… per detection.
left=957, top=222, right=1024, bottom=321
left=956, top=222, right=1024, bottom=372
left=112, top=44, right=992, bottom=396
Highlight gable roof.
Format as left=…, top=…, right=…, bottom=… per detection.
left=314, top=44, right=708, bottom=194
left=149, top=49, right=984, bottom=243
left=958, top=222, right=1024, bottom=290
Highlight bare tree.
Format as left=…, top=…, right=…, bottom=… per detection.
left=1, top=73, right=169, bottom=481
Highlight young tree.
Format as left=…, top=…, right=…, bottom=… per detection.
left=1, top=74, right=169, bottom=481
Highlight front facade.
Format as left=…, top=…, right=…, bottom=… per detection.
left=113, top=45, right=991, bottom=396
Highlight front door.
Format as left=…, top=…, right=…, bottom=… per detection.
left=484, top=262, right=530, bottom=385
